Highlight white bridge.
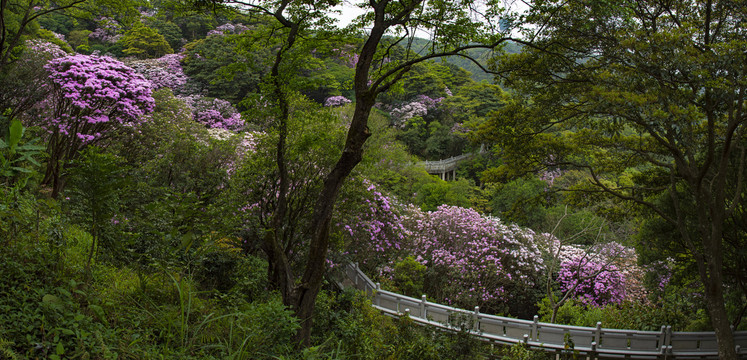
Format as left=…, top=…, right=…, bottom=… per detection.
left=421, top=153, right=474, bottom=181
left=336, top=263, right=747, bottom=359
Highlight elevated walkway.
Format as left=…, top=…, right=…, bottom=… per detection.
left=421, top=153, right=474, bottom=181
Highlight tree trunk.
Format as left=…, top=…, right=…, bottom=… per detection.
left=691, top=184, right=738, bottom=359
left=704, top=275, right=737, bottom=359
left=290, top=96, right=376, bottom=346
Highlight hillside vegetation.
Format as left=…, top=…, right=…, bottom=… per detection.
left=1, top=0, right=745, bottom=359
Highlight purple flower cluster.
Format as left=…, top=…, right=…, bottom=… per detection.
left=406, top=205, right=544, bottom=311
left=207, top=23, right=249, bottom=37
left=190, top=97, right=245, bottom=131
left=332, top=45, right=359, bottom=68
left=389, top=95, right=444, bottom=127
left=414, top=94, right=444, bottom=109
left=339, top=182, right=410, bottom=272
left=538, top=168, right=563, bottom=187
left=324, top=95, right=351, bottom=107
left=41, top=55, right=155, bottom=141
left=26, top=39, right=68, bottom=59
left=125, top=54, right=188, bottom=92
left=557, top=256, right=627, bottom=307
left=88, top=17, right=121, bottom=44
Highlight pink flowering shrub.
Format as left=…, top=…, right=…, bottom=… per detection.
left=42, top=55, right=155, bottom=140
left=407, top=205, right=544, bottom=313
left=88, top=17, right=122, bottom=44
left=337, top=181, right=410, bottom=274
left=192, top=97, right=245, bottom=131
left=389, top=95, right=444, bottom=128
left=538, top=168, right=563, bottom=187
left=324, top=95, right=351, bottom=107
left=557, top=257, right=627, bottom=307
left=37, top=54, right=155, bottom=195
left=331, top=45, right=359, bottom=68
left=207, top=23, right=249, bottom=37
left=542, top=235, right=644, bottom=305
left=125, top=54, right=188, bottom=92
left=26, top=39, right=68, bottom=58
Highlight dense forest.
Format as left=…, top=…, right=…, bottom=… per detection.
left=1, top=0, right=746, bottom=359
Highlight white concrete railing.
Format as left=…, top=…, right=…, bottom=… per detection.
left=338, top=263, right=747, bottom=359
left=421, top=153, right=474, bottom=173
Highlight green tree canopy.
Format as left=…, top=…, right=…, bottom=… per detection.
left=119, top=22, right=173, bottom=58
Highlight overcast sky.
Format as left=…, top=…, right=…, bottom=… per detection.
left=329, top=1, right=529, bottom=37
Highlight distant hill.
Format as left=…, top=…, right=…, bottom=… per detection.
left=403, top=37, right=523, bottom=83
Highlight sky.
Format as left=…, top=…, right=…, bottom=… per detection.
left=329, top=0, right=530, bottom=38
left=330, top=1, right=366, bottom=28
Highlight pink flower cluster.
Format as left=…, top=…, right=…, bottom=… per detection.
left=324, top=95, right=351, bottom=107
left=544, top=237, right=639, bottom=305
left=207, top=23, right=249, bottom=37
left=126, top=54, right=188, bottom=92
left=332, top=45, right=359, bottom=68
left=538, top=168, right=563, bottom=187
left=26, top=39, right=68, bottom=59
left=337, top=199, right=552, bottom=312
left=389, top=95, right=444, bottom=127
left=41, top=54, right=155, bottom=141
left=88, top=17, right=121, bottom=44
left=409, top=205, right=543, bottom=310
left=339, top=181, right=410, bottom=273
left=192, top=97, right=245, bottom=131
left=557, top=256, right=627, bottom=307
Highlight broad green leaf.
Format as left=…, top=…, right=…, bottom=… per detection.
left=8, top=119, right=23, bottom=153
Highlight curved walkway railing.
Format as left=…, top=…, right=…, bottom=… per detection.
left=422, top=153, right=474, bottom=173
left=336, top=263, right=747, bottom=359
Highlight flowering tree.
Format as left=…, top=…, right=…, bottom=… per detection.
left=88, top=17, right=122, bottom=44
left=39, top=54, right=155, bottom=197
left=336, top=181, right=410, bottom=274
left=389, top=95, right=443, bottom=128
left=557, top=256, right=626, bottom=307
left=323, top=95, right=351, bottom=107
left=207, top=22, right=249, bottom=37
left=125, top=54, right=188, bottom=92
left=406, top=205, right=544, bottom=314
left=183, top=96, right=245, bottom=131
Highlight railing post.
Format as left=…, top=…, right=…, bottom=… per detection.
left=473, top=306, right=480, bottom=332
left=595, top=322, right=602, bottom=347
left=353, top=262, right=359, bottom=288
left=658, top=325, right=666, bottom=354
left=532, top=315, right=539, bottom=341
left=665, top=325, right=672, bottom=355
left=589, top=341, right=597, bottom=360
left=421, top=295, right=427, bottom=319
left=375, top=282, right=381, bottom=306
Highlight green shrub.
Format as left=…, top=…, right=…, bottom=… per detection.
left=392, top=256, right=426, bottom=297
left=312, top=289, right=393, bottom=359
left=196, top=247, right=241, bottom=292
